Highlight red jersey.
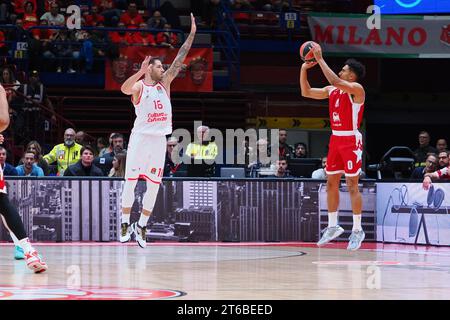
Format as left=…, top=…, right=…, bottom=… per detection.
left=109, top=31, right=133, bottom=45
left=131, top=33, right=156, bottom=46
left=85, top=13, right=105, bottom=26
left=120, top=13, right=144, bottom=28
left=23, top=13, right=38, bottom=29
left=328, top=87, right=364, bottom=132
left=0, top=166, right=6, bottom=194
left=13, top=0, right=37, bottom=14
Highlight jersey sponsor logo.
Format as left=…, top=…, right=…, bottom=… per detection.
left=0, top=285, right=185, bottom=300
left=151, top=167, right=156, bottom=175
left=156, top=86, right=163, bottom=94
left=147, top=112, right=168, bottom=123
left=332, top=112, right=341, bottom=123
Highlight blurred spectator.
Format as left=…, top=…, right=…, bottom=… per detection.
left=120, top=2, right=144, bottom=28
left=159, top=0, right=180, bottom=29
left=272, top=128, right=293, bottom=159
left=96, top=0, right=121, bottom=26
left=413, top=131, right=438, bottom=167
left=22, top=1, right=38, bottom=29
left=97, top=136, right=108, bottom=156
left=410, top=153, right=438, bottom=180
left=63, top=145, right=104, bottom=176
left=436, top=138, right=448, bottom=153
left=423, top=161, right=450, bottom=190
left=28, top=19, right=54, bottom=70
left=266, top=157, right=292, bottom=178
left=75, top=130, right=86, bottom=146
left=102, top=132, right=116, bottom=154
left=0, top=1, right=13, bottom=24
left=43, top=127, right=83, bottom=175
left=94, top=132, right=126, bottom=175
left=85, top=5, right=105, bottom=26
left=16, top=150, right=44, bottom=176
left=13, top=0, right=37, bottom=16
left=230, top=0, right=252, bottom=10
left=0, top=67, right=21, bottom=105
left=185, top=125, right=218, bottom=177
left=8, top=18, right=30, bottom=42
left=23, top=70, right=56, bottom=119
left=131, top=22, right=156, bottom=46
left=0, top=146, right=18, bottom=176
left=44, top=29, right=78, bottom=73
left=293, top=142, right=307, bottom=158
left=269, top=0, right=290, bottom=11
left=438, top=151, right=449, bottom=169
left=164, top=136, right=183, bottom=176
left=20, top=140, right=50, bottom=175
left=40, top=2, right=64, bottom=26
left=202, top=0, right=220, bottom=29
left=108, top=151, right=126, bottom=177
left=147, top=10, right=167, bottom=30
left=311, top=156, right=327, bottom=179
left=156, top=23, right=178, bottom=48
left=248, top=138, right=271, bottom=177
left=109, top=22, right=132, bottom=45
left=89, top=23, right=108, bottom=60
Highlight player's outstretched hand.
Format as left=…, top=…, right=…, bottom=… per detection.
left=0, top=134, right=4, bottom=144
left=301, top=61, right=318, bottom=70
left=139, top=55, right=151, bottom=73
left=190, top=13, right=197, bottom=34
left=311, top=43, right=323, bottom=62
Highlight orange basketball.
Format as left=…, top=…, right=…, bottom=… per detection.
left=299, top=41, right=319, bottom=63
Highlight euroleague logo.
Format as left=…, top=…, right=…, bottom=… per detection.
left=0, top=285, right=185, bottom=300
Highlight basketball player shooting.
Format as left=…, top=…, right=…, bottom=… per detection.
left=119, top=13, right=197, bottom=248
left=0, top=84, right=48, bottom=272
left=299, top=43, right=366, bottom=250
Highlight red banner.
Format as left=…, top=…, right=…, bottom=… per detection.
left=105, top=47, right=213, bottom=92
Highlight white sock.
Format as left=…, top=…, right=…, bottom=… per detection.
left=18, top=237, right=33, bottom=254
left=328, top=211, right=338, bottom=228
left=10, top=232, right=20, bottom=246
left=352, top=214, right=362, bottom=232
left=121, top=214, right=130, bottom=225
left=138, top=214, right=150, bottom=228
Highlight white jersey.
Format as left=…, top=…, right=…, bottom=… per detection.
left=131, top=80, right=172, bottom=136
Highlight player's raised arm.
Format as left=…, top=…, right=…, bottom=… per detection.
left=299, top=62, right=332, bottom=100
left=311, top=44, right=365, bottom=101
left=120, top=56, right=151, bottom=99
left=0, top=84, right=11, bottom=132
left=162, top=13, right=197, bottom=86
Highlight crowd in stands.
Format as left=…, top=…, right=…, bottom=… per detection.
left=0, top=1, right=188, bottom=73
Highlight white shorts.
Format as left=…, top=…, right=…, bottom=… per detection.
left=125, top=133, right=166, bottom=184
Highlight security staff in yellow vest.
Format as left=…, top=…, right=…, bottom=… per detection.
left=185, top=125, right=218, bottom=177
left=43, top=128, right=83, bottom=175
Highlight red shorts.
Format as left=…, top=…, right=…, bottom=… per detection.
left=326, top=132, right=363, bottom=176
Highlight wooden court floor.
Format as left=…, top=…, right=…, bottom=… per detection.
left=0, top=242, right=449, bottom=300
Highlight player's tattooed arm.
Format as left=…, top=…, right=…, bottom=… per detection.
left=162, top=13, right=196, bottom=85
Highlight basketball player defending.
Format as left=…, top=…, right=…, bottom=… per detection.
left=0, top=84, right=48, bottom=272
left=300, top=44, right=366, bottom=250
left=119, top=14, right=197, bottom=248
